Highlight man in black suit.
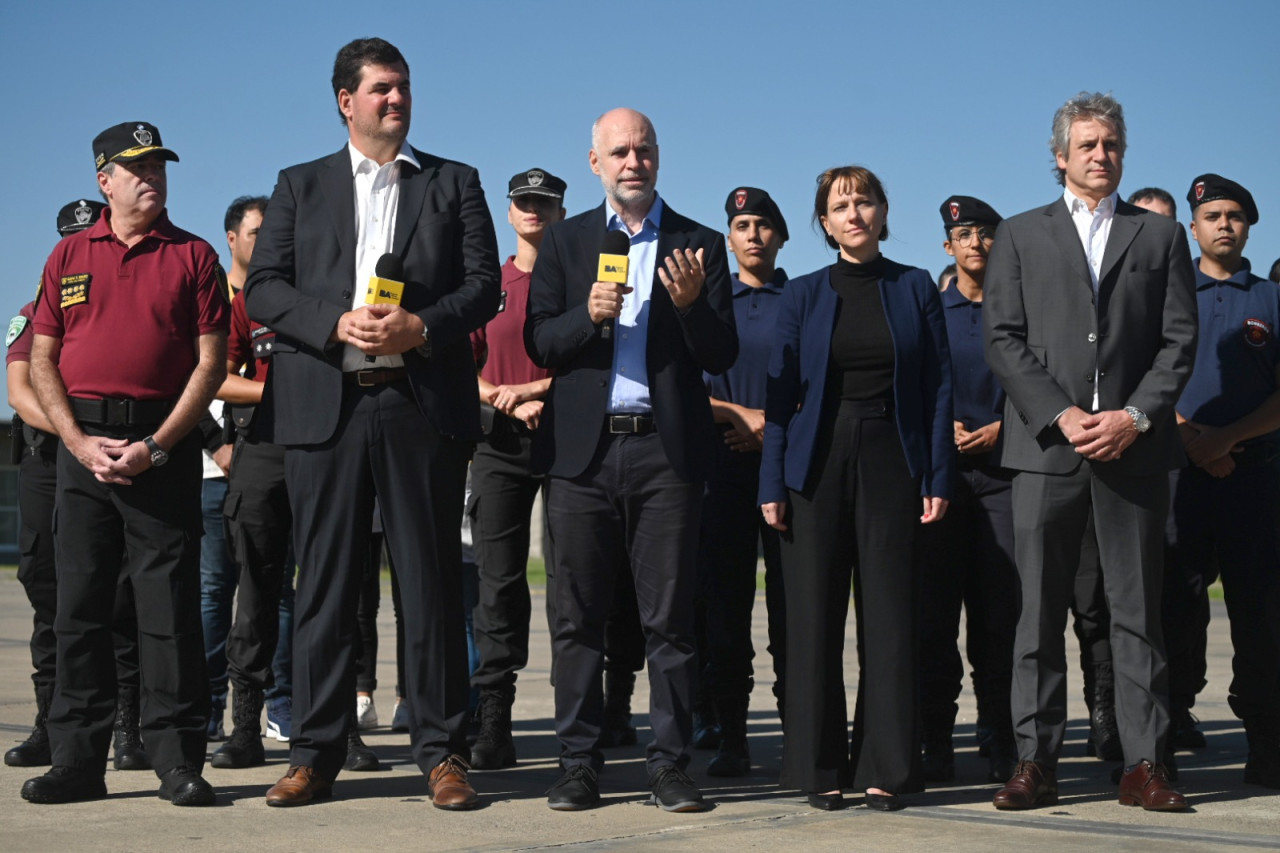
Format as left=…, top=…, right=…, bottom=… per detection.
left=244, top=37, right=500, bottom=810
left=525, top=107, right=737, bottom=812
left=984, top=92, right=1197, bottom=812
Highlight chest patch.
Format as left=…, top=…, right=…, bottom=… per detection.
left=59, top=273, right=91, bottom=308
left=6, top=315, right=27, bottom=347
left=1243, top=318, right=1272, bottom=348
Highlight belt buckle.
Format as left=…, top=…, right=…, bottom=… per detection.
left=356, top=370, right=376, bottom=387
left=105, top=398, right=128, bottom=426
left=608, top=415, right=627, bottom=434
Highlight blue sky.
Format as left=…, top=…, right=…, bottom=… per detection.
left=3, top=0, right=1278, bottom=406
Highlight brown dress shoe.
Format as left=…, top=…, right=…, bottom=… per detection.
left=266, top=766, right=333, bottom=807
left=993, top=760, right=1058, bottom=810
left=428, top=754, right=478, bottom=811
left=1118, top=760, right=1187, bottom=811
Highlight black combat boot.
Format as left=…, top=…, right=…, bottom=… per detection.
left=921, top=707, right=956, bottom=783
left=344, top=710, right=381, bottom=771
left=113, top=685, right=151, bottom=771
left=1244, top=718, right=1280, bottom=789
left=599, top=669, right=637, bottom=748
left=470, top=686, right=517, bottom=769
left=707, top=691, right=750, bottom=777
left=211, top=686, right=266, bottom=769
left=5, top=683, right=53, bottom=767
left=1086, top=662, right=1122, bottom=762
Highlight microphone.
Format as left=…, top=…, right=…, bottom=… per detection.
left=364, top=253, right=405, bottom=362
left=597, top=231, right=630, bottom=341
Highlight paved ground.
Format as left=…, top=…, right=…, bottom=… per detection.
left=1, top=569, right=1277, bottom=852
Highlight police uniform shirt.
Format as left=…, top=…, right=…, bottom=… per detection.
left=1177, top=258, right=1280, bottom=435
left=470, top=257, right=552, bottom=387
left=228, top=290, right=274, bottom=385
left=33, top=208, right=229, bottom=399
left=704, top=269, right=788, bottom=412
left=941, top=284, right=1004, bottom=430
left=5, top=301, right=37, bottom=367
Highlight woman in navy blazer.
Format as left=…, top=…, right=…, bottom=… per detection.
left=760, top=166, right=954, bottom=811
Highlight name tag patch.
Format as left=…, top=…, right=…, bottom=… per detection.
left=60, top=273, right=91, bottom=308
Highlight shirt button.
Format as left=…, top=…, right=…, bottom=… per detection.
left=1087, top=332, right=1097, bottom=343
left=1085, top=374, right=1094, bottom=383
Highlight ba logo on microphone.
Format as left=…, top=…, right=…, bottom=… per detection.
left=604, top=264, right=622, bottom=274
left=378, top=288, right=396, bottom=300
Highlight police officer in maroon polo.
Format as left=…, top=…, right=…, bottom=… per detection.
left=21, top=122, right=230, bottom=807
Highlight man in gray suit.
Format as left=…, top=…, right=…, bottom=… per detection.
left=983, top=92, right=1196, bottom=812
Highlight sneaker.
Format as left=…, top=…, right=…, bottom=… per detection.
left=266, top=696, right=292, bottom=743
left=391, top=698, right=411, bottom=733
left=647, top=765, right=709, bottom=812
left=356, top=694, right=378, bottom=730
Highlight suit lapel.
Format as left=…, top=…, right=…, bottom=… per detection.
left=1042, top=199, right=1092, bottom=288
left=320, top=148, right=355, bottom=263
left=392, top=150, right=439, bottom=258
left=1097, top=204, right=1143, bottom=285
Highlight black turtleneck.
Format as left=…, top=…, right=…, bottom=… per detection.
left=828, top=255, right=894, bottom=401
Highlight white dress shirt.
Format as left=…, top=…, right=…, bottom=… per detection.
left=342, top=140, right=420, bottom=372
left=1063, top=187, right=1118, bottom=411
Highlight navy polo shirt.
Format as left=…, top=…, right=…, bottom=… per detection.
left=705, top=269, right=788, bottom=409
left=941, top=284, right=1004, bottom=429
left=1177, top=258, right=1280, bottom=435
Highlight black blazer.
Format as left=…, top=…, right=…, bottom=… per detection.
left=983, top=197, right=1197, bottom=475
left=244, top=146, right=501, bottom=445
left=524, top=201, right=737, bottom=482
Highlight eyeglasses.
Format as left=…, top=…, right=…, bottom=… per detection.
left=950, top=227, right=996, bottom=247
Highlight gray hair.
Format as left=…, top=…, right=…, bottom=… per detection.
left=97, top=161, right=116, bottom=202
left=1049, top=92, right=1126, bottom=185
left=590, top=109, right=658, bottom=152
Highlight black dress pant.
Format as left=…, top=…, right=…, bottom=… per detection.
left=48, top=428, right=206, bottom=776
left=696, top=442, right=786, bottom=703
left=779, top=401, right=922, bottom=794
left=548, top=429, right=702, bottom=775
left=224, top=437, right=292, bottom=692
left=918, top=462, right=1016, bottom=732
left=470, top=420, right=547, bottom=690
left=285, top=379, right=471, bottom=779
left=1009, top=465, right=1170, bottom=767
left=1165, top=454, right=1280, bottom=722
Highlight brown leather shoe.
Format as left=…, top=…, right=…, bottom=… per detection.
left=993, top=760, right=1057, bottom=810
left=428, top=754, right=478, bottom=811
left=1118, top=760, right=1187, bottom=811
left=265, top=766, right=333, bottom=807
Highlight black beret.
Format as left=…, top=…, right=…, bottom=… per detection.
left=1188, top=173, right=1258, bottom=225
left=725, top=186, right=789, bottom=241
left=57, top=199, right=106, bottom=236
left=940, top=195, right=1002, bottom=230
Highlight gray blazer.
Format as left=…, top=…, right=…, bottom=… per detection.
left=983, top=196, right=1198, bottom=476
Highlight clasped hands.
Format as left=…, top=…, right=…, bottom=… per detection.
left=588, top=248, right=706, bottom=325
left=70, top=433, right=152, bottom=485
left=1057, top=406, right=1138, bottom=462
left=333, top=304, right=424, bottom=355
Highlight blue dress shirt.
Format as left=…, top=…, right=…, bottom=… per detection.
left=606, top=195, right=663, bottom=414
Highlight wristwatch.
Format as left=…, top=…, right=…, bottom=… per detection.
left=143, top=435, right=169, bottom=467
left=415, top=323, right=432, bottom=359
left=1124, top=406, right=1151, bottom=433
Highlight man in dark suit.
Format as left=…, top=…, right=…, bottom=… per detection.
left=244, top=37, right=500, bottom=810
left=983, top=91, right=1192, bottom=809
left=983, top=92, right=1197, bottom=812
left=525, top=107, right=737, bottom=812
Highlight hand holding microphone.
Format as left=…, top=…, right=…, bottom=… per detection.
left=591, top=231, right=632, bottom=340
left=336, top=253, right=424, bottom=357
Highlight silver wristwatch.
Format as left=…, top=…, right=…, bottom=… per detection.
left=1124, top=406, right=1151, bottom=433
left=143, top=435, right=169, bottom=467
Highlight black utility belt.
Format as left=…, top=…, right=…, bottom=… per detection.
left=606, top=414, right=655, bottom=435
left=70, top=396, right=175, bottom=427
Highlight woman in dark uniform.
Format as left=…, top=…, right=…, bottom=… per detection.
left=760, top=166, right=954, bottom=811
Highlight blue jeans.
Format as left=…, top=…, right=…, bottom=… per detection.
left=199, top=477, right=236, bottom=704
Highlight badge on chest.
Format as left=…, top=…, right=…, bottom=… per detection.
left=60, top=274, right=91, bottom=308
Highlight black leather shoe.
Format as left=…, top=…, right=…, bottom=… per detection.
left=865, top=792, right=903, bottom=811
left=647, top=765, right=709, bottom=812
left=20, top=766, right=108, bottom=804
left=807, top=791, right=845, bottom=810
left=159, top=766, right=216, bottom=806
left=1169, top=708, right=1206, bottom=750
left=546, top=765, right=600, bottom=811
left=706, top=738, right=750, bottom=778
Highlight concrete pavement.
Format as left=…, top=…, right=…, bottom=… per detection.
left=1, top=569, right=1277, bottom=852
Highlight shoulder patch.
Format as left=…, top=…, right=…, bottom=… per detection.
left=6, top=315, right=28, bottom=348
left=215, top=264, right=231, bottom=302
